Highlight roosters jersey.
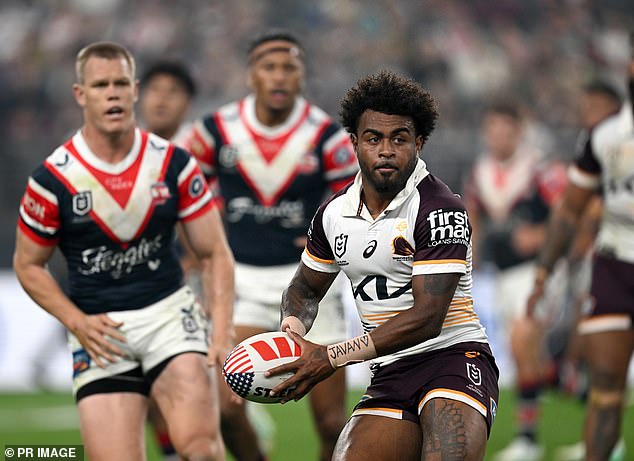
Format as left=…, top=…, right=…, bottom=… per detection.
left=464, top=145, right=567, bottom=269
left=185, top=95, right=358, bottom=266
left=18, top=128, right=213, bottom=314
left=570, top=102, right=634, bottom=264
left=302, top=160, right=488, bottom=366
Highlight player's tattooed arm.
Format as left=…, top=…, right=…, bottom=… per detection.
left=537, top=183, right=595, bottom=274
left=370, top=272, right=459, bottom=357
left=281, top=263, right=338, bottom=334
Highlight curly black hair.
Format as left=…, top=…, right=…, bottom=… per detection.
left=340, top=70, right=439, bottom=142
left=140, top=60, right=196, bottom=96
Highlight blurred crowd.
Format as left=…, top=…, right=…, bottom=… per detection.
left=0, top=0, right=632, bottom=266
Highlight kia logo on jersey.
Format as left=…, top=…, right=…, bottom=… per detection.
left=334, top=233, right=348, bottom=258
left=72, top=191, right=92, bottom=216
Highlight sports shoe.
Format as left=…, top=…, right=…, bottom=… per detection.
left=493, top=436, right=544, bottom=461
left=555, top=438, right=625, bottom=461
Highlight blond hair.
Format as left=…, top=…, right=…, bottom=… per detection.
left=75, top=41, right=135, bottom=84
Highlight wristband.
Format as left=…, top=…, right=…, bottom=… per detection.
left=281, top=316, right=307, bottom=337
left=327, top=334, right=377, bottom=369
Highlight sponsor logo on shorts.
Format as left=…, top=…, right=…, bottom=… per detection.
left=72, top=349, right=91, bottom=377
left=490, top=397, right=498, bottom=421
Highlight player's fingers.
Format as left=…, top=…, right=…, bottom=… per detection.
left=100, top=314, right=124, bottom=329
left=265, top=359, right=300, bottom=377
left=103, top=326, right=126, bottom=343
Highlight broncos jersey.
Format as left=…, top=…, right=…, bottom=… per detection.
left=570, top=102, right=634, bottom=264
left=18, top=128, right=213, bottom=314
left=185, top=94, right=358, bottom=266
left=302, top=159, right=489, bottom=367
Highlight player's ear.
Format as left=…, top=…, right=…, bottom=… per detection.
left=73, top=83, right=86, bottom=108
left=133, top=79, right=139, bottom=103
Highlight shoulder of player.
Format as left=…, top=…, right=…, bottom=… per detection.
left=590, top=104, right=630, bottom=149
left=415, top=174, right=465, bottom=211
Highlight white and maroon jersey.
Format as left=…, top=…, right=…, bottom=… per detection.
left=185, top=94, right=358, bottom=266
left=464, top=145, right=566, bottom=269
left=570, top=102, right=634, bottom=264
left=302, top=159, right=488, bottom=367
left=18, top=128, right=213, bottom=314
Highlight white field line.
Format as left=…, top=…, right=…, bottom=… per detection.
left=0, top=405, right=79, bottom=431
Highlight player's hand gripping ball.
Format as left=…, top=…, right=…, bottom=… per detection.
left=222, top=331, right=300, bottom=403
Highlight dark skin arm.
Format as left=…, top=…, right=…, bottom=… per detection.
left=269, top=263, right=460, bottom=403
left=526, top=182, right=596, bottom=316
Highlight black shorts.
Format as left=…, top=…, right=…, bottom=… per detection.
left=579, top=254, right=634, bottom=334
left=352, top=342, right=499, bottom=435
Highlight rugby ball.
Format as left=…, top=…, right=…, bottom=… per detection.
left=222, top=331, right=301, bottom=403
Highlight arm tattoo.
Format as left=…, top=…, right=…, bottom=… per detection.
left=423, top=273, right=458, bottom=296
left=538, top=214, right=577, bottom=272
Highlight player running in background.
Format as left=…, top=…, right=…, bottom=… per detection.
left=13, top=41, right=234, bottom=461
left=526, top=37, right=634, bottom=461
left=138, top=59, right=199, bottom=461
left=185, top=30, right=358, bottom=461
left=270, top=70, right=499, bottom=461
left=462, top=99, right=567, bottom=461
left=492, top=80, right=623, bottom=461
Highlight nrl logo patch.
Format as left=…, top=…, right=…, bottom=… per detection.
left=219, top=145, right=239, bottom=168
left=466, top=362, right=482, bottom=386
left=72, top=191, right=92, bottom=216
left=334, top=233, right=348, bottom=258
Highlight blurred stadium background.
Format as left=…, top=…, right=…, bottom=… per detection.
left=1, top=0, right=633, bottom=459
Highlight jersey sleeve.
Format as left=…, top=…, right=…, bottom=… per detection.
left=569, top=131, right=601, bottom=190
left=17, top=167, right=61, bottom=246
left=184, top=117, right=218, bottom=179
left=174, top=149, right=214, bottom=222
left=301, top=204, right=340, bottom=273
left=412, top=196, right=470, bottom=276
left=317, top=123, right=358, bottom=192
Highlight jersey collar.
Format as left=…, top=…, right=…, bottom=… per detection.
left=341, top=158, right=429, bottom=219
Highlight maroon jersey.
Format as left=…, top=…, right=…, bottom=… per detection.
left=18, top=129, right=213, bottom=314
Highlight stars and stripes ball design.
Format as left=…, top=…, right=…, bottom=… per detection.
left=222, top=331, right=301, bottom=403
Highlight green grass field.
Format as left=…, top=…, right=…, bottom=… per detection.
left=0, top=388, right=632, bottom=460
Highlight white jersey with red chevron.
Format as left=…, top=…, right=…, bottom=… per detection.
left=18, top=128, right=213, bottom=314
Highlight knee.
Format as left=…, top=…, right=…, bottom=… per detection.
left=314, top=408, right=346, bottom=443
left=176, top=434, right=225, bottom=461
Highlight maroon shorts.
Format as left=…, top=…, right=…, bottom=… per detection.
left=352, top=342, right=499, bottom=435
left=579, top=254, right=634, bottom=334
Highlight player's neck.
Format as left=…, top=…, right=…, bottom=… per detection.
left=361, top=188, right=394, bottom=219
left=151, top=126, right=177, bottom=141
left=254, top=102, right=293, bottom=127
left=81, top=124, right=136, bottom=164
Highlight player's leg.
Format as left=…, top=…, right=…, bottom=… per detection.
left=332, top=415, right=421, bottom=461
left=420, top=397, right=488, bottom=460
left=309, top=369, right=347, bottom=461
left=150, top=352, right=225, bottom=461
left=581, top=329, right=633, bottom=461
left=148, top=398, right=180, bottom=460
left=78, top=392, right=148, bottom=461
left=220, top=324, right=270, bottom=461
